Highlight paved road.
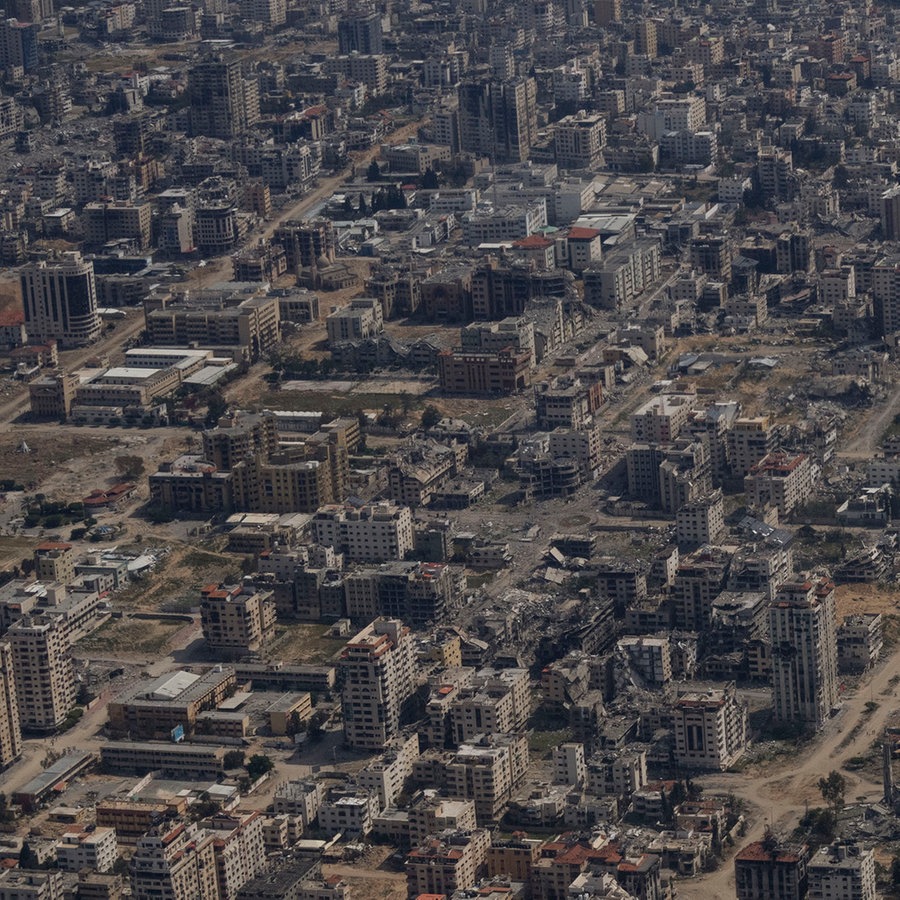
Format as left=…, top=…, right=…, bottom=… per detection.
left=0, top=309, right=147, bottom=433
left=193, top=119, right=425, bottom=289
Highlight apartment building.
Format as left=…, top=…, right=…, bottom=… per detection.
left=837, top=614, right=883, bottom=674
left=318, top=786, right=379, bottom=838
left=631, top=393, right=693, bottom=443
left=618, top=636, right=672, bottom=685
left=56, top=827, right=118, bottom=873
left=745, top=451, right=813, bottom=518
left=188, top=55, right=259, bottom=139
left=82, top=200, right=152, bottom=249
left=20, top=252, right=101, bottom=348
left=356, top=732, right=421, bottom=810
left=0, top=871, right=64, bottom=900
left=449, top=667, right=530, bottom=743
left=311, top=502, right=414, bottom=563
left=388, top=440, right=466, bottom=507
left=728, top=416, right=778, bottom=477
left=672, top=683, right=748, bottom=771
left=28, top=371, right=79, bottom=421
left=405, top=828, right=491, bottom=899
left=0, top=643, right=20, bottom=768
left=204, top=812, right=267, bottom=900
left=144, top=295, right=280, bottom=361
left=554, top=113, right=606, bottom=170
left=273, top=780, right=323, bottom=827
left=446, top=733, right=529, bottom=824
left=326, top=298, right=384, bottom=345
left=340, top=618, right=417, bottom=751
left=344, top=562, right=460, bottom=627
left=671, top=547, right=731, bottom=631
left=149, top=456, right=235, bottom=515
left=438, top=347, right=532, bottom=395
left=808, top=842, right=876, bottom=900
left=554, top=742, right=586, bottom=786
left=535, top=372, right=604, bottom=429
left=408, top=794, right=477, bottom=846
left=8, top=614, right=75, bottom=732
left=199, top=583, right=275, bottom=657
left=130, top=822, right=219, bottom=900
left=202, top=412, right=279, bottom=471
left=770, top=580, right=839, bottom=729
left=33, top=541, right=76, bottom=585
left=735, top=840, right=809, bottom=900
left=675, top=490, right=725, bottom=548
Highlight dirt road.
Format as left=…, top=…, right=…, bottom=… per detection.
left=841, top=367, right=900, bottom=456
left=690, top=643, right=900, bottom=899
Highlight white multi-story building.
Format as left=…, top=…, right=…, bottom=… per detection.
left=631, top=393, right=694, bottom=443
left=460, top=200, right=547, bottom=245
left=8, top=615, right=75, bottom=732
left=340, top=618, right=417, bottom=751
left=311, top=502, right=414, bottom=563
left=318, top=788, right=379, bottom=838
left=553, top=742, right=586, bottom=786
left=204, top=812, right=267, bottom=900
left=744, top=451, right=813, bottom=518
left=808, top=843, right=876, bottom=900
left=770, top=580, right=839, bottom=729
left=56, top=827, right=118, bottom=873
left=672, top=683, right=748, bottom=770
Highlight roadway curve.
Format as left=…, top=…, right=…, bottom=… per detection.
left=690, top=642, right=900, bottom=899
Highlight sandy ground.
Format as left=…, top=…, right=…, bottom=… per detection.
left=835, top=582, right=900, bottom=618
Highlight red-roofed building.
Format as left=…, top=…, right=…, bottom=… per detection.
left=735, top=838, right=809, bottom=900
left=199, top=582, right=276, bottom=657
left=406, top=829, right=490, bottom=899
left=563, top=226, right=603, bottom=273
left=83, top=483, right=137, bottom=509
left=744, top=451, right=812, bottom=518
left=513, top=234, right=555, bottom=270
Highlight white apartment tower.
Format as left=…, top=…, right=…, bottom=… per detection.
left=769, top=580, right=839, bottom=730
left=340, top=618, right=417, bottom=751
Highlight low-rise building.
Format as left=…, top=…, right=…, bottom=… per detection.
left=56, top=827, right=118, bottom=873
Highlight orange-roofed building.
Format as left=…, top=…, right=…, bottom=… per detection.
left=735, top=838, right=809, bottom=900
left=564, top=226, right=603, bottom=273
left=406, top=829, right=490, bottom=899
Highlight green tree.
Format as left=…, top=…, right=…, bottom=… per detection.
left=19, top=841, right=39, bottom=869
left=818, top=770, right=846, bottom=812
left=366, top=159, right=381, bottom=182
left=115, top=455, right=145, bottom=478
left=420, top=405, right=441, bottom=430
left=246, top=754, right=275, bottom=781
left=358, top=193, right=368, bottom=216
left=223, top=750, right=245, bottom=769
left=422, top=168, right=439, bottom=190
